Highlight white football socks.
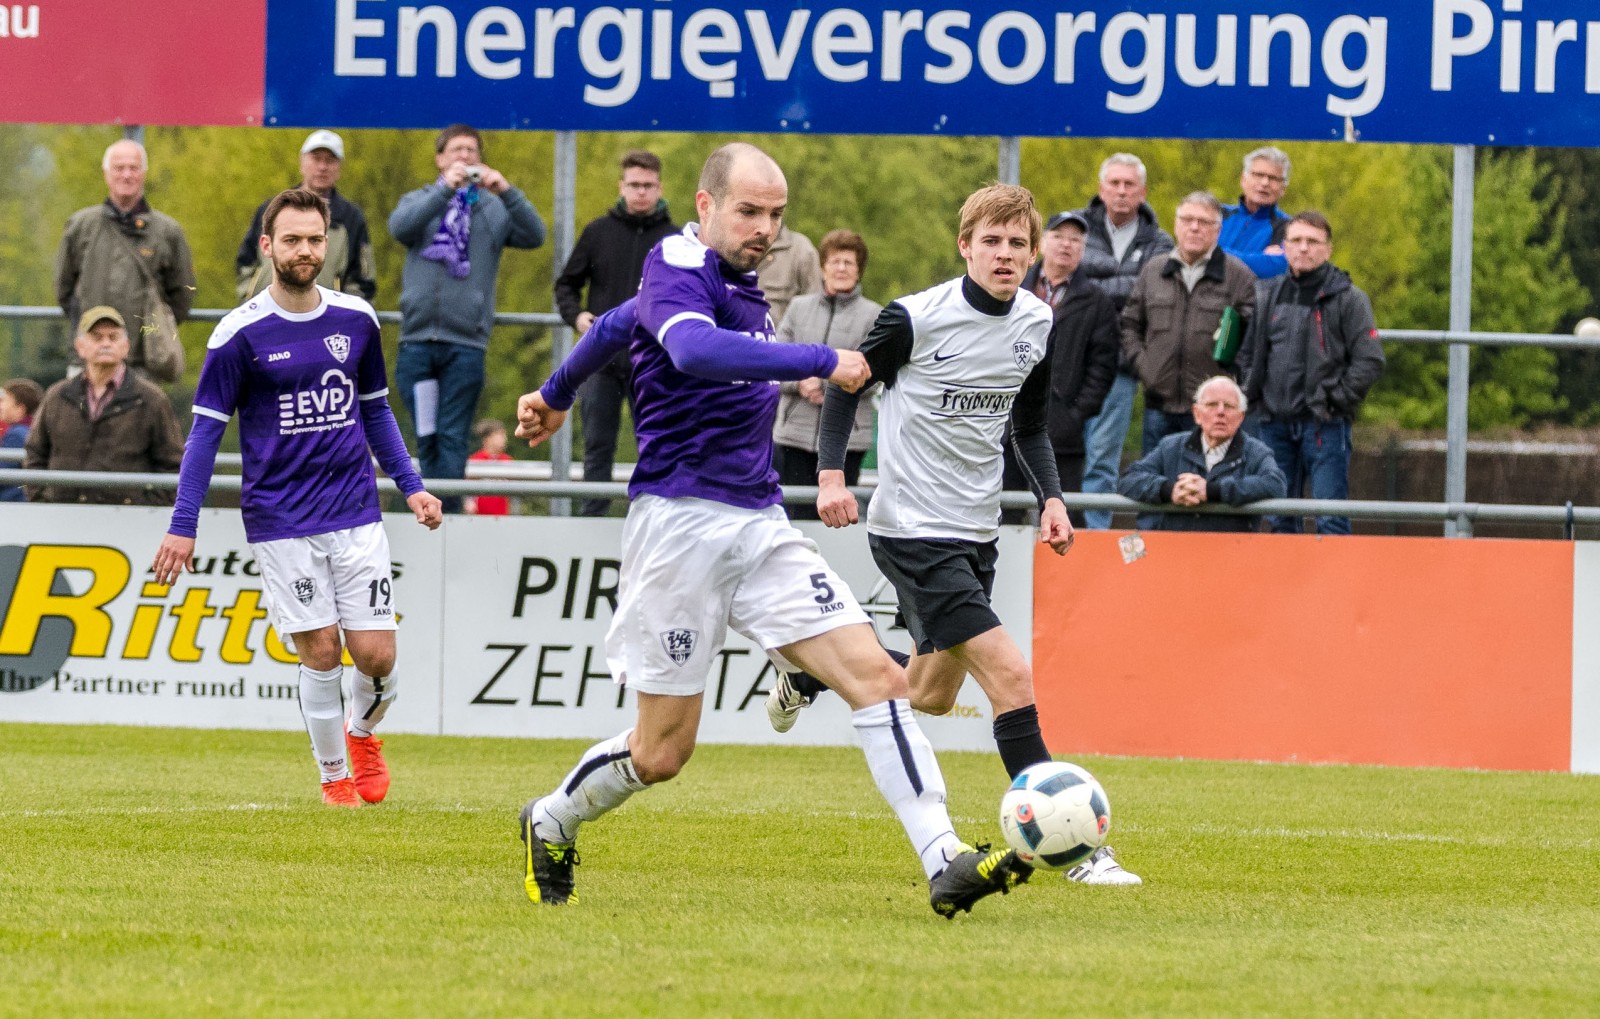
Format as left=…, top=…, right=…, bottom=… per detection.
left=853, top=698, right=962, bottom=880
left=298, top=664, right=348, bottom=782
left=347, top=668, right=396, bottom=739
left=531, top=729, right=647, bottom=845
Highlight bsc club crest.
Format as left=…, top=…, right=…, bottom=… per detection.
left=1013, top=340, right=1033, bottom=370
left=324, top=333, right=351, bottom=364
left=292, top=577, right=316, bottom=606
left=660, top=628, right=698, bottom=666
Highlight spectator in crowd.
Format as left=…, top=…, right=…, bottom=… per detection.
left=390, top=124, right=546, bottom=512
left=54, top=139, right=196, bottom=374
left=756, top=223, right=823, bottom=325
left=1122, top=191, right=1257, bottom=454
left=1239, top=211, right=1384, bottom=535
left=1073, top=153, right=1175, bottom=529
left=1001, top=211, right=1119, bottom=526
left=772, top=228, right=882, bottom=519
left=1, top=378, right=44, bottom=502
left=1119, top=375, right=1286, bottom=532
left=467, top=418, right=513, bottom=517
left=554, top=149, right=677, bottom=516
left=236, top=130, right=377, bottom=303
left=1220, top=146, right=1294, bottom=279
left=23, top=307, right=183, bottom=505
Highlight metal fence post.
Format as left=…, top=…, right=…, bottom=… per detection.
left=548, top=130, right=578, bottom=516
left=1444, top=145, right=1474, bottom=536
left=998, top=137, right=1020, bottom=185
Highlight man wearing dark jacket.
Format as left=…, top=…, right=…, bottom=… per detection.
left=1119, top=376, right=1285, bottom=532
left=553, top=150, right=677, bottom=516
left=1003, top=211, right=1118, bottom=525
left=1239, top=211, right=1384, bottom=535
left=1073, top=153, right=1175, bottom=529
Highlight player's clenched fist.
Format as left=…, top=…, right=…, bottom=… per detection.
left=815, top=470, right=859, bottom=528
left=407, top=490, right=444, bottom=530
left=515, top=389, right=567, bottom=447
left=827, top=349, right=872, bottom=393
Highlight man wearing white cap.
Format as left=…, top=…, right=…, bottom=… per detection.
left=235, top=129, right=377, bottom=303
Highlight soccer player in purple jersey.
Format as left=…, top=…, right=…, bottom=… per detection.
left=152, top=189, right=443, bottom=809
left=511, top=143, right=1032, bottom=918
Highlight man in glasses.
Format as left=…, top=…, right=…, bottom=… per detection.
left=1220, top=146, right=1294, bottom=279
left=1119, top=375, right=1284, bottom=532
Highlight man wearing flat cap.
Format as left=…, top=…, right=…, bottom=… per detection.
left=1001, top=210, right=1121, bottom=525
left=24, top=306, right=183, bottom=504
left=236, top=129, right=377, bottom=303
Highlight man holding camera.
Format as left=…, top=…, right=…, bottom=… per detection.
left=389, top=124, right=546, bottom=511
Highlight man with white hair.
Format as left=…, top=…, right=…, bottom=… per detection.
left=1118, top=375, right=1285, bottom=532
left=1220, top=146, right=1294, bottom=278
left=55, top=139, right=195, bottom=374
left=1073, top=153, right=1174, bottom=530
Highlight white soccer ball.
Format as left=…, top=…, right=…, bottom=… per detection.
left=999, top=761, right=1111, bottom=871
left=1575, top=317, right=1600, bottom=338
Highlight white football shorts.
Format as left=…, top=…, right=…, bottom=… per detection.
left=607, top=495, right=871, bottom=696
left=251, top=521, right=398, bottom=636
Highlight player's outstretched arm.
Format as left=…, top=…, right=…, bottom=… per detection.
left=151, top=534, right=196, bottom=587
left=407, top=490, right=444, bottom=529
left=817, top=469, right=859, bottom=528
left=515, top=390, right=568, bottom=448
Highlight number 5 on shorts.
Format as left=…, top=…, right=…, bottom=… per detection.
left=810, top=572, right=836, bottom=605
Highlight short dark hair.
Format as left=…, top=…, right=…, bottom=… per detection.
left=436, top=123, right=481, bottom=154
left=474, top=418, right=506, bottom=441
left=262, top=187, right=330, bottom=240
left=2, top=377, right=43, bottom=417
left=1289, top=210, right=1333, bottom=243
left=621, top=149, right=661, bottom=175
left=818, top=229, right=869, bottom=277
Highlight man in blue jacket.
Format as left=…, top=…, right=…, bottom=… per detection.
left=1119, top=376, right=1286, bottom=532
left=1219, top=146, right=1293, bottom=280
left=390, top=124, right=546, bottom=510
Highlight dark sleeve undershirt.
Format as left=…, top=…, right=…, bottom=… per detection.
left=817, top=302, right=915, bottom=473
left=1008, top=355, right=1064, bottom=507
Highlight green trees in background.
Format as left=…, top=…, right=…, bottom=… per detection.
left=0, top=126, right=1592, bottom=439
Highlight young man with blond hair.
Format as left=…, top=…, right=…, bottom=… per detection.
left=777, top=183, right=1143, bottom=886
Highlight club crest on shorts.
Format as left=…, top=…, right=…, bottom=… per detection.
left=324, top=333, right=351, bottom=364
left=660, top=628, right=698, bottom=666
left=1013, top=339, right=1033, bottom=370
left=292, top=577, right=316, bottom=606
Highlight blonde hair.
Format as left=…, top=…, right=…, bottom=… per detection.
left=957, top=184, right=1042, bottom=251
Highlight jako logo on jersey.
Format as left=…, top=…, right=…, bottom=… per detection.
left=660, top=628, right=697, bottom=666
left=935, top=387, right=1016, bottom=417
left=277, top=369, right=357, bottom=435
left=267, top=351, right=291, bottom=363
left=1013, top=340, right=1033, bottom=370
left=324, top=333, right=351, bottom=363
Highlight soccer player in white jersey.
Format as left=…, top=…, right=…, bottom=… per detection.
left=152, top=188, right=443, bottom=809
left=778, top=184, right=1143, bottom=886
left=512, top=144, right=1032, bottom=917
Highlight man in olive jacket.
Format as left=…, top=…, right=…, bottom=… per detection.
left=24, top=307, right=183, bottom=505
left=1121, top=191, right=1256, bottom=455
left=1238, top=211, right=1383, bottom=535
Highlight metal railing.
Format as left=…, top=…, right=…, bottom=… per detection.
left=5, top=466, right=1599, bottom=538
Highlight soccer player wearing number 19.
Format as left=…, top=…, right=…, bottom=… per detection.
left=151, top=188, right=443, bottom=809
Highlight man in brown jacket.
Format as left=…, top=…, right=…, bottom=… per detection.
left=24, top=307, right=183, bottom=505
left=1121, top=191, right=1256, bottom=455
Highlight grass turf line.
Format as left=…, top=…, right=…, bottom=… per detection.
left=2, top=722, right=1598, bottom=1018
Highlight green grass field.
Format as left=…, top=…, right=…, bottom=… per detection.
left=3, top=722, right=1598, bottom=1018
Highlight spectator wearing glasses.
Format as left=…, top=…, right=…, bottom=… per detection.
left=1220, top=146, right=1293, bottom=279
left=1121, top=191, right=1256, bottom=455
left=1119, top=375, right=1284, bottom=532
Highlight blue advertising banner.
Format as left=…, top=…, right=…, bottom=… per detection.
left=265, top=1, right=1600, bottom=145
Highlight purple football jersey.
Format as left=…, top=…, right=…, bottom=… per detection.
left=631, top=225, right=785, bottom=509
left=191, top=289, right=399, bottom=542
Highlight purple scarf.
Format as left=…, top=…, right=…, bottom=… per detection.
left=421, top=179, right=477, bottom=279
